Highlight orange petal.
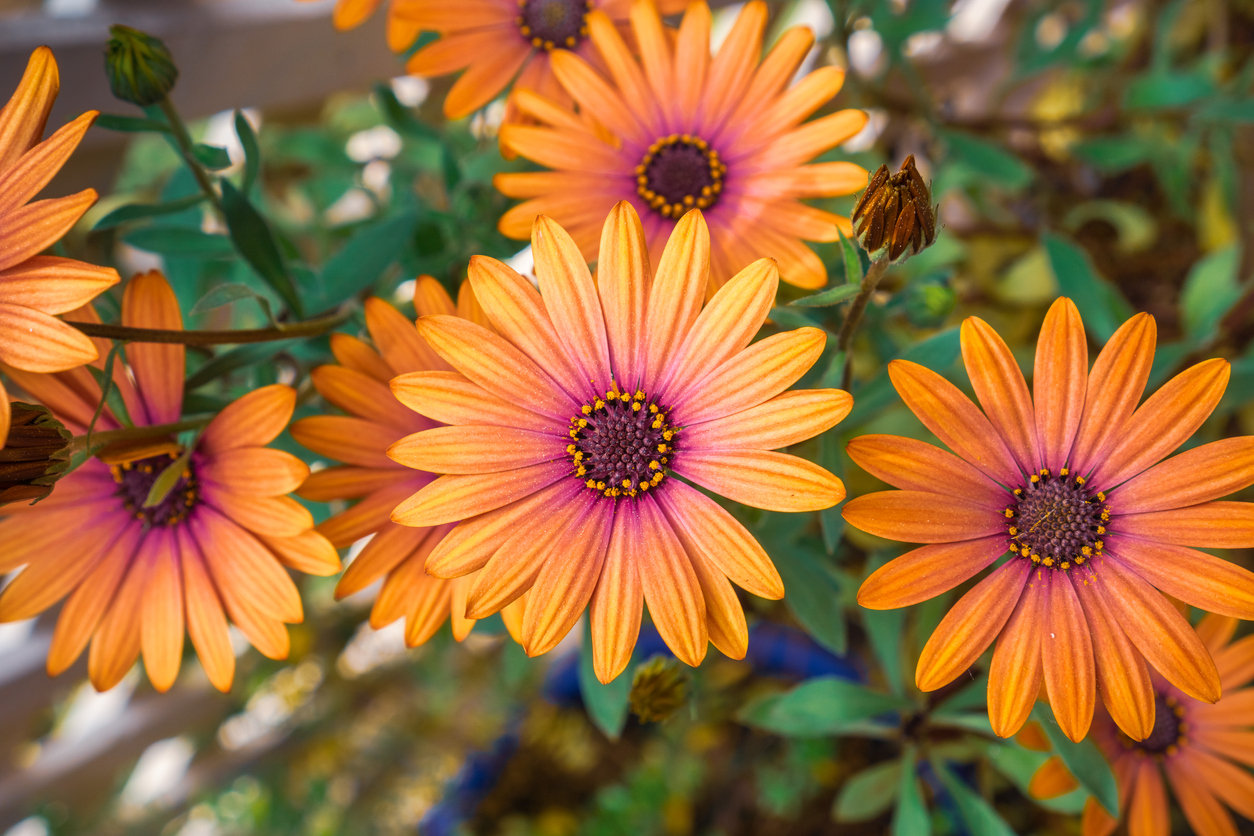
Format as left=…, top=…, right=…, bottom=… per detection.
left=1117, top=501, right=1254, bottom=549
left=0, top=46, right=59, bottom=170
left=425, top=481, right=571, bottom=578
left=141, top=530, right=184, bottom=692
left=1095, top=556, right=1221, bottom=703
left=177, top=532, right=234, bottom=692
left=1192, top=727, right=1254, bottom=767
left=642, top=210, right=710, bottom=391
left=364, top=296, right=446, bottom=375
left=596, top=201, right=651, bottom=387
left=686, top=533, right=749, bottom=660
left=988, top=586, right=1043, bottom=738
left=549, top=48, right=647, bottom=146
left=1069, top=313, right=1156, bottom=477
left=388, top=425, right=563, bottom=474
left=675, top=449, right=844, bottom=513
left=449, top=574, right=476, bottom=642
left=1165, top=756, right=1237, bottom=836
left=1080, top=796, right=1120, bottom=836
left=676, top=327, right=826, bottom=425
left=759, top=66, right=851, bottom=136
left=1029, top=757, right=1081, bottom=800
left=297, top=465, right=401, bottom=503
left=845, top=435, right=1009, bottom=510
left=1196, top=611, right=1239, bottom=655
left=122, top=271, right=184, bottom=425
left=1040, top=572, right=1096, bottom=742
left=857, top=536, right=1007, bottom=609
left=0, top=110, right=96, bottom=217
left=888, top=360, right=1022, bottom=487
left=842, top=490, right=1003, bottom=543
left=655, top=478, right=783, bottom=599
left=199, top=447, right=309, bottom=495
left=1187, top=747, right=1254, bottom=822
left=336, top=523, right=429, bottom=598
left=962, top=316, right=1040, bottom=475
left=916, top=559, right=1029, bottom=691
left=1109, top=536, right=1254, bottom=620
left=455, top=279, right=493, bottom=331
left=701, top=0, right=767, bottom=127
left=417, top=314, right=579, bottom=419
left=627, top=0, right=673, bottom=130
left=672, top=1, right=710, bottom=129
left=0, top=302, right=97, bottom=372
left=585, top=9, right=659, bottom=124
left=219, top=587, right=289, bottom=660
left=522, top=499, right=613, bottom=657
left=289, top=415, right=395, bottom=469
left=766, top=109, right=869, bottom=168
left=1197, top=688, right=1254, bottom=726
left=1074, top=576, right=1156, bottom=741
left=1114, top=436, right=1254, bottom=514
left=46, top=525, right=139, bottom=677
left=198, top=384, right=296, bottom=455
left=657, top=258, right=779, bottom=401
left=590, top=505, right=644, bottom=682
left=391, top=461, right=569, bottom=528
left=443, top=40, right=530, bottom=120
left=411, top=274, right=455, bottom=317
left=191, top=509, right=302, bottom=623
left=312, top=365, right=423, bottom=431
left=88, top=553, right=147, bottom=691
left=637, top=495, right=707, bottom=667
left=0, top=512, right=124, bottom=620
left=1093, top=358, right=1229, bottom=488
left=258, top=530, right=341, bottom=577
left=682, top=389, right=850, bottom=452
left=1033, top=299, right=1088, bottom=473
left=390, top=370, right=563, bottom=434
left=330, top=332, right=393, bottom=382
left=1128, top=760, right=1171, bottom=836
left=724, top=25, right=814, bottom=132
left=331, top=0, right=381, bottom=29
left=210, top=492, right=314, bottom=538
left=317, top=481, right=425, bottom=548
left=744, top=160, right=867, bottom=200
left=0, top=255, right=119, bottom=315
left=497, top=124, right=623, bottom=173
left=1213, top=634, right=1254, bottom=690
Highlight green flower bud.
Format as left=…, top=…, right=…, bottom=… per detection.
left=628, top=655, right=689, bottom=723
left=105, top=25, right=178, bottom=107
left=0, top=402, right=73, bottom=506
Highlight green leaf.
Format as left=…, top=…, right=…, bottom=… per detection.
left=235, top=110, right=261, bottom=194
left=144, top=445, right=194, bottom=509
left=741, top=677, right=913, bottom=737
left=766, top=307, right=820, bottom=329
left=1124, top=70, right=1215, bottom=110
left=189, top=282, right=277, bottom=324
left=932, top=760, right=1016, bottom=836
left=834, top=760, right=902, bottom=822
left=839, top=226, right=863, bottom=285
left=95, top=113, right=170, bottom=133
left=933, top=672, right=989, bottom=716
left=185, top=340, right=299, bottom=391
left=940, top=129, right=1033, bottom=191
left=578, top=617, right=633, bottom=739
left=1202, top=98, right=1254, bottom=123
left=893, top=747, right=930, bottom=836
left=863, top=606, right=906, bottom=696
left=192, top=143, right=232, bottom=170
left=1180, top=245, right=1240, bottom=340
left=374, top=82, right=440, bottom=140
left=124, top=226, right=234, bottom=257
left=85, top=342, right=130, bottom=444
left=94, top=194, right=206, bottom=230
left=817, top=432, right=845, bottom=553
left=1030, top=704, right=1120, bottom=816
left=219, top=179, right=304, bottom=317
left=318, top=212, right=419, bottom=308
left=1041, top=233, right=1132, bottom=342
left=843, top=327, right=961, bottom=426
left=1071, top=136, right=1154, bottom=173
left=761, top=523, right=846, bottom=654
left=790, top=283, right=860, bottom=308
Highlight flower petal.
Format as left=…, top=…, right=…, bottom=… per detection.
left=842, top=491, right=1003, bottom=544
left=0, top=255, right=118, bottom=315
left=1040, top=572, right=1096, bottom=742
left=962, top=316, right=1040, bottom=475
left=1093, top=358, right=1229, bottom=488
left=364, top=296, right=446, bottom=375
left=702, top=0, right=768, bottom=129
left=88, top=550, right=146, bottom=691
left=388, top=425, right=563, bottom=474
left=259, top=530, right=341, bottom=577
left=336, top=523, right=430, bottom=598
left=1029, top=757, right=1081, bottom=800
left=390, top=370, right=563, bottom=434
left=687, top=536, right=749, bottom=661
left=0, top=302, right=97, bottom=372
left=199, top=447, right=309, bottom=496
left=391, top=461, right=570, bottom=528
left=1187, top=747, right=1254, bottom=822
left=682, top=390, right=850, bottom=452
left=330, top=332, right=393, bottom=382
left=141, top=530, right=184, bottom=693
left=209, top=492, right=313, bottom=538
left=192, top=508, right=303, bottom=623
left=0, top=46, right=58, bottom=169
left=637, top=495, right=707, bottom=667
left=916, top=559, right=1029, bottom=691
left=122, top=271, right=184, bottom=425
left=857, top=536, right=1008, bottom=609
left=597, top=202, right=651, bottom=388
left=888, top=360, right=1022, bottom=486
left=442, top=39, right=529, bottom=120
left=0, top=110, right=95, bottom=217
left=522, top=498, right=613, bottom=657
left=1128, top=760, right=1171, bottom=836
left=642, top=210, right=710, bottom=391
left=1165, top=757, right=1238, bottom=836
left=179, top=534, right=234, bottom=693
left=1117, top=502, right=1254, bottom=549
left=675, top=449, right=844, bottom=513
left=199, top=384, right=297, bottom=455
left=1108, top=536, right=1254, bottom=620
left=532, top=215, right=613, bottom=392
left=1033, top=298, right=1088, bottom=473
left=1114, top=436, right=1254, bottom=514
left=317, top=481, right=421, bottom=548
left=1074, top=576, right=1156, bottom=741
left=988, top=584, right=1043, bottom=738
left=845, top=434, right=1009, bottom=510
left=590, top=505, right=644, bottom=683
left=1069, top=313, right=1156, bottom=477
left=312, top=365, right=423, bottom=431
left=425, top=481, right=573, bottom=578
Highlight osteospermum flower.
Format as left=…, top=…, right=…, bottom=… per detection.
left=385, top=202, right=850, bottom=681
left=843, top=297, right=1254, bottom=743
left=494, top=0, right=869, bottom=290
left=0, top=47, right=121, bottom=442
left=293, top=277, right=527, bottom=646
left=302, top=0, right=685, bottom=121
left=0, top=272, right=340, bottom=693
left=1033, top=614, right=1254, bottom=836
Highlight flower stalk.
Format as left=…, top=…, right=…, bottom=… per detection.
left=70, top=310, right=351, bottom=345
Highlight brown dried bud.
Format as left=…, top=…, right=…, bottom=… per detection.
left=851, top=155, right=937, bottom=262
left=0, top=402, right=74, bottom=506
left=628, top=655, right=689, bottom=723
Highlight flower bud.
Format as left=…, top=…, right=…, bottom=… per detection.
left=852, top=155, right=938, bottom=262
left=105, top=25, right=178, bottom=107
left=0, top=402, right=73, bottom=506
left=628, top=655, right=689, bottom=723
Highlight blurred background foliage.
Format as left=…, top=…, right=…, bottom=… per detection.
left=2, top=0, right=1254, bottom=833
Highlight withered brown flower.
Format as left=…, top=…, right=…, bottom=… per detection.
left=0, top=402, right=72, bottom=506
left=852, top=155, right=937, bottom=262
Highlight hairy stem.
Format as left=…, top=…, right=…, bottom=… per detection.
left=837, top=255, right=891, bottom=390
left=155, top=97, right=223, bottom=211
left=71, top=310, right=350, bottom=345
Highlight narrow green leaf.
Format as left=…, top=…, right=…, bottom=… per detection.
left=124, top=226, right=234, bottom=257
left=838, top=226, right=863, bottom=285
left=940, top=129, right=1034, bottom=190
left=843, top=327, right=961, bottom=426
left=94, top=194, right=206, bottom=230
left=834, top=760, right=902, bottom=822
left=192, top=143, right=232, bottom=170
left=932, top=760, right=1016, bottom=836
left=790, top=283, right=860, bottom=308
left=318, top=212, right=418, bottom=308
left=769, top=538, right=846, bottom=654
left=144, top=445, right=194, bottom=509
left=185, top=340, right=298, bottom=391
left=219, top=179, right=304, bottom=317
left=766, top=307, right=820, bottom=329
left=742, top=677, right=913, bottom=737
left=893, top=747, right=930, bottom=836
left=373, top=83, right=440, bottom=140
left=189, top=282, right=277, bottom=324
left=235, top=110, right=261, bottom=194
left=85, top=342, right=130, bottom=447
left=932, top=672, right=990, bottom=716
left=1030, top=704, right=1120, bottom=816
left=1180, top=245, right=1240, bottom=340
left=95, top=113, right=170, bottom=133
left=817, top=432, right=845, bottom=553
left=578, top=617, right=632, bottom=739
left=863, top=606, right=906, bottom=696
left=1041, top=232, right=1131, bottom=343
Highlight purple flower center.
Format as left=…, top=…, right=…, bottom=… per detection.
left=1004, top=469, right=1108, bottom=570
left=636, top=135, right=726, bottom=219
left=111, top=452, right=198, bottom=527
left=1127, top=691, right=1186, bottom=757
left=567, top=389, right=678, bottom=499
left=517, top=0, right=591, bottom=51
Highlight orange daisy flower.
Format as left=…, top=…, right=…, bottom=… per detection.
left=494, top=0, right=869, bottom=290
left=303, top=0, right=686, bottom=120
left=0, top=272, right=340, bottom=693
left=293, top=277, right=528, bottom=647
left=843, top=297, right=1254, bottom=743
left=385, top=202, right=849, bottom=681
left=0, top=47, right=121, bottom=441
left=1034, top=614, right=1254, bottom=836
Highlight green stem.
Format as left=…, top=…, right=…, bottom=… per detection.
left=76, top=417, right=209, bottom=455
left=153, top=97, right=222, bottom=211
left=837, top=254, right=892, bottom=390
left=71, top=310, right=349, bottom=345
